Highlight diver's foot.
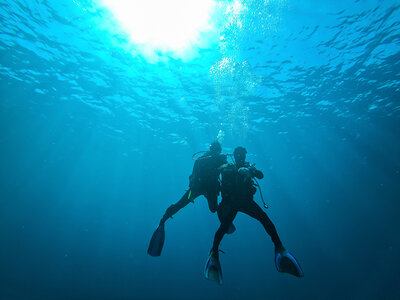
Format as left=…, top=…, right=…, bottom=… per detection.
left=210, top=248, right=219, bottom=259
left=275, top=243, right=284, bottom=253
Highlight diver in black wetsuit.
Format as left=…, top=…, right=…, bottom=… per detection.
left=159, top=140, right=227, bottom=226
left=204, top=146, right=303, bottom=284
left=211, top=146, right=282, bottom=254
left=147, top=141, right=227, bottom=257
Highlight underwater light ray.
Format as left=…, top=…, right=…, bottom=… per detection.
left=100, top=0, right=217, bottom=59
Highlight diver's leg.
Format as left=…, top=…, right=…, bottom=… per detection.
left=241, top=200, right=282, bottom=248
left=160, top=189, right=201, bottom=225
left=216, top=200, right=236, bottom=234
left=205, top=193, right=218, bottom=213
left=205, top=182, right=220, bottom=213
left=212, top=201, right=237, bottom=252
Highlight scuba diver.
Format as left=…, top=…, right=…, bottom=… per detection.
left=148, top=140, right=232, bottom=257
left=204, top=146, right=303, bottom=285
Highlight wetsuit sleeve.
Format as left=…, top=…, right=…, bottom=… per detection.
left=250, top=165, right=264, bottom=179
left=254, top=169, right=264, bottom=179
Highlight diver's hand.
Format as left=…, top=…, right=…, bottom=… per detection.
left=248, top=164, right=258, bottom=176
left=238, top=167, right=252, bottom=180
left=249, top=164, right=264, bottom=179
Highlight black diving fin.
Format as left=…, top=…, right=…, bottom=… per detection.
left=147, top=224, right=165, bottom=257
left=204, top=250, right=223, bottom=285
left=275, top=246, right=304, bottom=277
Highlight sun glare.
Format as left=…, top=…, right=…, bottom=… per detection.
left=101, top=0, right=217, bottom=60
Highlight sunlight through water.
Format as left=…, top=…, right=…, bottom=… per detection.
left=100, top=0, right=217, bottom=61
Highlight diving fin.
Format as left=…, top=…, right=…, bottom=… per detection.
left=275, top=246, right=304, bottom=277
left=204, top=250, right=223, bottom=285
left=147, top=225, right=165, bottom=257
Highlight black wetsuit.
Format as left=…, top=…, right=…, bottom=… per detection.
left=212, top=162, right=282, bottom=252
left=160, top=152, right=227, bottom=225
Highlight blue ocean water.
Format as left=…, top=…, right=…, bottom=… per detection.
left=1, top=0, right=399, bottom=299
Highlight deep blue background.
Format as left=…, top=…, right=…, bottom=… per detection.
left=1, top=0, right=399, bottom=299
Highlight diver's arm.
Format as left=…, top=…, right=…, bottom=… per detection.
left=250, top=164, right=264, bottom=179
left=254, top=169, right=264, bottom=179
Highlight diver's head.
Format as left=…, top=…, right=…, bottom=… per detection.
left=209, top=140, right=222, bottom=155
left=233, top=146, right=247, bottom=166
